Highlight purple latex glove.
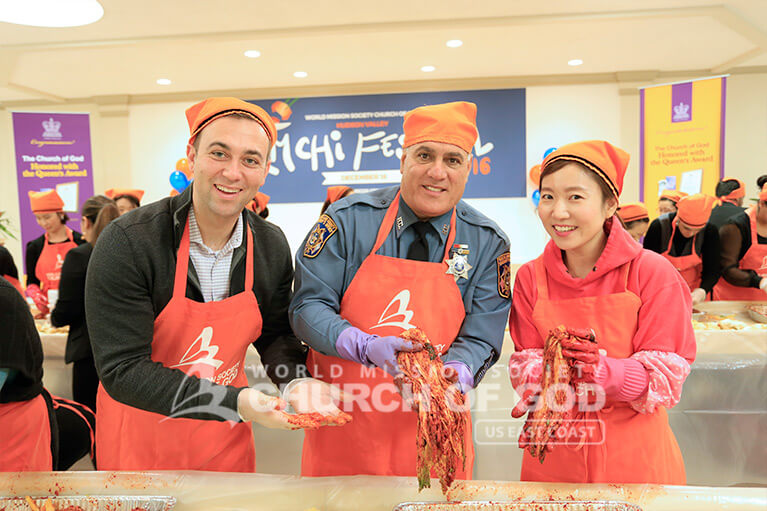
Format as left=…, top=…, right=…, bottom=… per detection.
left=442, top=360, right=473, bottom=394
left=335, top=326, right=422, bottom=376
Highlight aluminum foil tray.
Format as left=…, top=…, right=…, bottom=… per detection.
left=0, top=496, right=175, bottom=510
left=394, top=501, right=642, bottom=511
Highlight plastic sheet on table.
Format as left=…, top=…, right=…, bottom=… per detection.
left=0, top=495, right=175, bottom=510
left=393, top=501, right=641, bottom=510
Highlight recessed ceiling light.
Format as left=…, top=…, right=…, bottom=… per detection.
left=0, top=0, right=104, bottom=27
left=568, top=59, right=584, bottom=66
left=446, top=39, right=463, bottom=48
left=293, top=71, right=308, bottom=78
left=156, top=78, right=172, bottom=86
left=244, top=50, right=261, bottom=58
left=421, top=65, right=436, bottom=73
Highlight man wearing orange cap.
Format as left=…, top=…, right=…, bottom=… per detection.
left=709, top=177, right=746, bottom=230
left=290, top=101, right=511, bottom=477
left=715, top=182, right=767, bottom=299
left=509, top=140, right=694, bottom=484
left=104, top=188, right=144, bottom=216
left=85, top=97, right=346, bottom=472
left=644, top=193, right=721, bottom=304
left=25, top=190, right=85, bottom=317
left=617, top=202, right=650, bottom=242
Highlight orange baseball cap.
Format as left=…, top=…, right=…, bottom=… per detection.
left=541, top=140, right=630, bottom=199
left=326, top=186, right=352, bottom=204
left=402, top=101, right=478, bottom=154
left=185, top=97, right=277, bottom=149
left=618, top=202, right=649, bottom=223
left=676, top=194, right=717, bottom=228
left=29, top=190, right=64, bottom=213
left=105, top=188, right=145, bottom=203
left=660, top=189, right=688, bottom=203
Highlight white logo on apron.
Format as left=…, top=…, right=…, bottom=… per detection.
left=370, top=290, right=417, bottom=331
left=171, top=326, right=224, bottom=370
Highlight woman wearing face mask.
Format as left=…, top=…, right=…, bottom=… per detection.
left=24, top=190, right=85, bottom=317
left=713, top=182, right=767, bottom=300
left=508, top=141, right=695, bottom=484
left=51, top=196, right=120, bottom=412
left=643, top=194, right=721, bottom=305
left=104, top=188, right=143, bottom=216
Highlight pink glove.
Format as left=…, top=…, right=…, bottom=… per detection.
left=25, top=284, right=49, bottom=316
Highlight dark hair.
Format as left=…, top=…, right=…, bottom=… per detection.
left=658, top=197, right=676, bottom=206
left=259, top=207, right=269, bottom=219
left=715, top=179, right=741, bottom=198
left=113, top=193, right=141, bottom=208
left=625, top=218, right=650, bottom=230
left=540, top=159, right=615, bottom=203
left=758, top=175, right=767, bottom=189
left=81, top=195, right=120, bottom=244
left=320, top=188, right=353, bottom=214
left=56, top=212, right=69, bottom=224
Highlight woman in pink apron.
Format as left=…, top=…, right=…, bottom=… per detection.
left=509, top=141, right=696, bottom=484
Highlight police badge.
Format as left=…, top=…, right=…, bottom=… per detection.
left=303, top=214, right=338, bottom=258
left=445, top=244, right=472, bottom=281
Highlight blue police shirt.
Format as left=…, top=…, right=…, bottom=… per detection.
left=289, top=186, right=511, bottom=386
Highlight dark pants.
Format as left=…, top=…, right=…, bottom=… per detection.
left=45, top=393, right=96, bottom=470
left=72, top=356, right=99, bottom=413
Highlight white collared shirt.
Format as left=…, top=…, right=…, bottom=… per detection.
left=188, top=208, right=244, bottom=302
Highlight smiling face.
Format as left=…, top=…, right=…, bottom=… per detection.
left=658, top=198, right=677, bottom=215
left=538, top=162, right=618, bottom=253
left=187, top=115, right=271, bottom=225
left=399, top=141, right=471, bottom=219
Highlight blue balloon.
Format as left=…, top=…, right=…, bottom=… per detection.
left=543, top=147, right=557, bottom=159
left=169, top=170, right=189, bottom=192
left=532, top=189, right=541, bottom=207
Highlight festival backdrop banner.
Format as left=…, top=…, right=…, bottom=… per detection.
left=640, top=76, right=727, bottom=215
left=12, top=112, right=95, bottom=274
left=248, top=88, right=526, bottom=202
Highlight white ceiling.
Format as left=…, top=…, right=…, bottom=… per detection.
left=1, top=0, right=766, bottom=106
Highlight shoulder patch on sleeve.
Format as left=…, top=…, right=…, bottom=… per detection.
left=496, top=252, right=511, bottom=299
left=303, top=214, right=338, bottom=258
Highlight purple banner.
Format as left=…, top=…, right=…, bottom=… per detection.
left=12, top=112, right=95, bottom=274
left=671, top=82, right=692, bottom=123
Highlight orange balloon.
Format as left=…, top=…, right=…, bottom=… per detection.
left=176, top=158, right=192, bottom=178
left=170, top=189, right=179, bottom=197
left=528, top=164, right=542, bottom=186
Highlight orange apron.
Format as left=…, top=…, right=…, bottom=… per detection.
left=661, top=220, right=702, bottom=291
left=302, top=191, right=474, bottom=477
left=522, top=256, right=685, bottom=484
left=0, top=394, right=52, bottom=471
left=2, top=275, right=25, bottom=296
left=35, top=229, right=77, bottom=293
left=96, top=218, right=261, bottom=471
left=713, top=209, right=767, bottom=301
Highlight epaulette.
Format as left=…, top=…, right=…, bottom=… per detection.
left=455, top=200, right=510, bottom=244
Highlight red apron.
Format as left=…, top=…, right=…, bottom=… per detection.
left=96, top=218, right=261, bottom=471
left=302, top=191, right=474, bottom=477
left=713, top=209, right=767, bottom=301
left=2, top=275, right=25, bottom=296
left=0, top=394, right=52, bottom=471
left=661, top=220, right=702, bottom=291
left=522, top=257, right=685, bottom=484
left=35, top=229, right=77, bottom=293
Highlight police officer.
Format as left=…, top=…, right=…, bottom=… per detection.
left=289, top=101, right=511, bottom=477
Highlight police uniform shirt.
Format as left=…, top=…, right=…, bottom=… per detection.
left=289, top=186, right=511, bottom=386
